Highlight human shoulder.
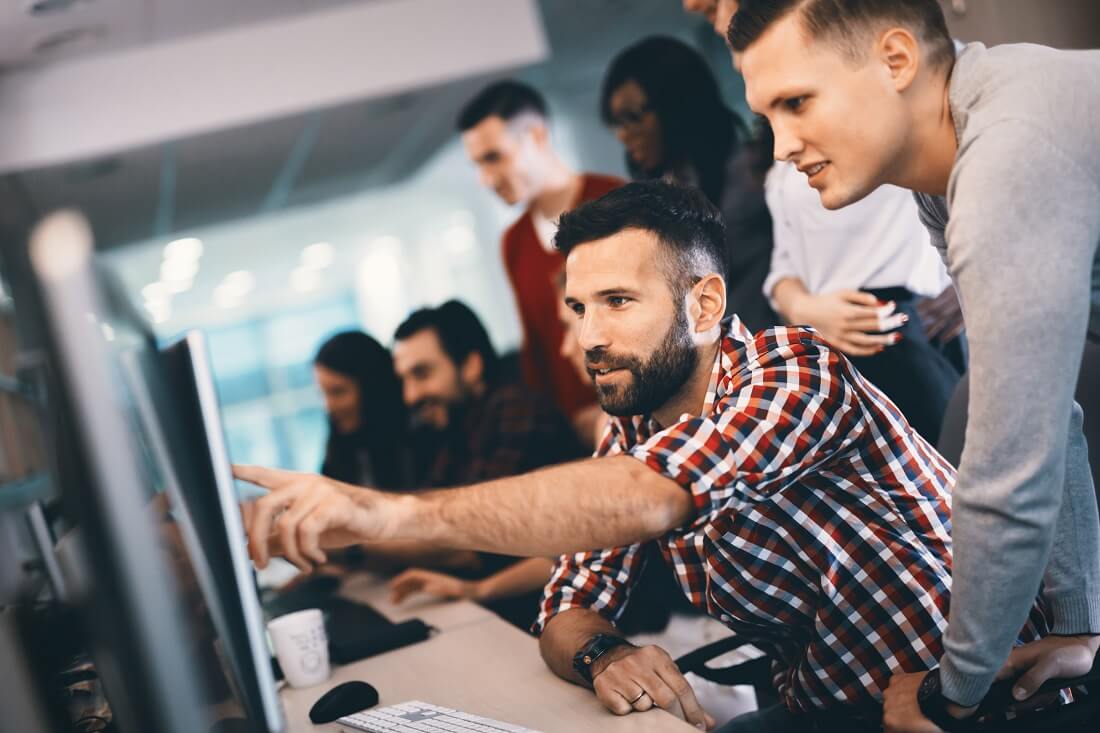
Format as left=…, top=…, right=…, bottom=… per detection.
left=949, top=43, right=1100, bottom=186
left=715, top=325, right=845, bottom=411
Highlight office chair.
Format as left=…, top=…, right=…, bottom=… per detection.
left=674, top=635, right=779, bottom=708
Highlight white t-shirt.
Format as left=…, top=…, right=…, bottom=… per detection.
left=531, top=209, right=559, bottom=253
left=762, top=161, right=949, bottom=308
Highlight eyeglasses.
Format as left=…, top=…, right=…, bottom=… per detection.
left=609, top=103, right=653, bottom=130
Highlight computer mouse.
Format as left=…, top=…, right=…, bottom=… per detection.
left=308, top=680, right=379, bottom=724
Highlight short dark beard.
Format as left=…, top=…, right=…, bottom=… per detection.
left=410, top=381, right=476, bottom=433
left=585, top=305, right=698, bottom=417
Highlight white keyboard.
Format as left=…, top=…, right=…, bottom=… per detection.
left=337, top=700, right=540, bottom=733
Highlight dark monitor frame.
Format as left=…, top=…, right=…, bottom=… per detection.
left=121, top=331, right=284, bottom=732
left=27, top=210, right=213, bottom=733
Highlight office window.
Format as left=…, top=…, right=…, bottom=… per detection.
left=205, top=295, right=359, bottom=472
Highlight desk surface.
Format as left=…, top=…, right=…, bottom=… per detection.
left=279, top=612, right=695, bottom=733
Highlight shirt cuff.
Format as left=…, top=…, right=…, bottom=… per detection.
left=1046, top=591, right=1100, bottom=635
left=762, top=270, right=795, bottom=313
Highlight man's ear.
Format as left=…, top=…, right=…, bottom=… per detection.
left=689, top=273, right=726, bottom=335
left=460, top=351, right=485, bottom=388
left=878, top=27, right=921, bottom=92
left=528, top=119, right=550, bottom=149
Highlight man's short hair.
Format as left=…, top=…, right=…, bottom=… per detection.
left=394, top=300, right=500, bottom=386
left=555, top=180, right=727, bottom=303
left=728, top=0, right=955, bottom=71
left=456, top=80, right=548, bottom=132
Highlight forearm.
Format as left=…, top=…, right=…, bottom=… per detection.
left=539, top=607, right=621, bottom=686
left=473, top=557, right=555, bottom=602
left=770, top=276, right=809, bottom=325
left=376, top=456, right=692, bottom=556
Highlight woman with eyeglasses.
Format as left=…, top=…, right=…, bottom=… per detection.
left=600, top=35, right=777, bottom=331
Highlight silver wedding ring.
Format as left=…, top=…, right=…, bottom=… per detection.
left=628, top=691, right=648, bottom=705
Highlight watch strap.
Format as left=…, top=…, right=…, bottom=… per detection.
left=572, top=633, right=633, bottom=684
left=917, top=668, right=979, bottom=733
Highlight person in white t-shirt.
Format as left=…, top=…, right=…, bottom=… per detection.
left=765, top=160, right=962, bottom=442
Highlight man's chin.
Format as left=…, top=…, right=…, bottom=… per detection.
left=595, top=387, right=637, bottom=418
left=817, top=179, right=875, bottom=211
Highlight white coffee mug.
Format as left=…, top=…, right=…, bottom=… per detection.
left=267, top=609, right=331, bottom=688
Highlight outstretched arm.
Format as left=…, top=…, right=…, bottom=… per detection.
left=235, top=455, right=693, bottom=571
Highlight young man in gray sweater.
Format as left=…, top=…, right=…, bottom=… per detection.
left=728, top=1, right=1100, bottom=731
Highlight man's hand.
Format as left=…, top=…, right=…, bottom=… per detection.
left=883, top=670, right=978, bottom=733
left=591, top=644, right=716, bottom=730
left=389, top=569, right=477, bottom=604
left=234, top=464, right=403, bottom=572
left=790, top=289, right=906, bottom=356
left=996, top=634, right=1100, bottom=702
left=883, top=671, right=943, bottom=733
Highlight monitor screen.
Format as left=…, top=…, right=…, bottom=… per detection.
left=117, top=319, right=284, bottom=732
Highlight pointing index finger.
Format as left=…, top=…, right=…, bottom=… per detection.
left=233, top=464, right=286, bottom=490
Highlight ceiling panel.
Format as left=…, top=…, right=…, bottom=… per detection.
left=169, top=113, right=310, bottom=236
left=15, top=141, right=162, bottom=246
left=0, top=0, right=144, bottom=69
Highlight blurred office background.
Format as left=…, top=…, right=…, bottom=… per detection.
left=1, top=0, right=1097, bottom=474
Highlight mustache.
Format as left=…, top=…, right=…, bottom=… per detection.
left=584, top=347, right=638, bottom=374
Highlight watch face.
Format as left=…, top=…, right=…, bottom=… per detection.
left=918, top=669, right=940, bottom=702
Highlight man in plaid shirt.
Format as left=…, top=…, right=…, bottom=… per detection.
left=237, top=181, right=1044, bottom=731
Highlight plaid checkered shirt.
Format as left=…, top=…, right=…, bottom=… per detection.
left=536, top=316, right=1047, bottom=711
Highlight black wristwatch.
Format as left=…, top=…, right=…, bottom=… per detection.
left=917, top=668, right=978, bottom=732
left=572, top=633, right=634, bottom=684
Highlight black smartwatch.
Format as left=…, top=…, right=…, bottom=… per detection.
left=917, top=668, right=978, bottom=732
left=572, top=633, right=634, bottom=684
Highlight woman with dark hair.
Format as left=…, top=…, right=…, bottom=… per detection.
left=600, top=35, right=777, bottom=331
left=314, top=330, right=410, bottom=489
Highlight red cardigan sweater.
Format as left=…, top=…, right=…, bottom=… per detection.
left=502, top=173, right=623, bottom=418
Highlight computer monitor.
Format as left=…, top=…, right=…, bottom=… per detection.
left=121, top=329, right=284, bottom=733
left=27, top=210, right=214, bottom=733
left=26, top=210, right=284, bottom=733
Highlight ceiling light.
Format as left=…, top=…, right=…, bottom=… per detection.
left=213, top=286, right=241, bottom=310
left=141, top=282, right=167, bottom=301
left=164, top=237, right=204, bottom=262
left=290, top=267, right=321, bottom=293
left=144, top=300, right=171, bottom=323
left=300, top=241, right=334, bottom=270
left=161, top=257, right=199, bottom=283
left=220, top=270, right=255, bottom=298
left=162, top=278, right=193, bottom=295
left=444, top=224, right=476, bottom=256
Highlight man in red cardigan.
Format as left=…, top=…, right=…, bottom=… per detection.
left=458, top=81, right=621, bottom=442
